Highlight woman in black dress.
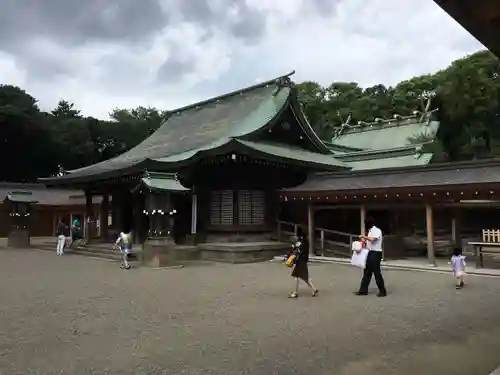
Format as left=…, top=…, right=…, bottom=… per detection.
left=289, top=227, right=319, bottom=298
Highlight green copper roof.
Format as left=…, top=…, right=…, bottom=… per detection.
left=141, top=172, right=188, bottom=192
left=5, top=191, right=38, bottom=203
left=41, top=73, right=293, bottom=183
left=151, top=139, right=346, bottom=171
left=331, top=116, right=440, bottom=151
left=345, top=153, right=433, bottom=170
left=235, top=140, right=346, bottom=169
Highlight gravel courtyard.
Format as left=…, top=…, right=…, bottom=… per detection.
left=1, top=249, right=500, bottom=375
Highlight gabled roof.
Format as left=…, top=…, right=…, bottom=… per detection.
left=42, top=72, right=342, bottom=185
left=42, top=74, right=293, bottom=183
left=0, top=182, right=104, bottom=205
left=140, top=172, right=189, bottom=192
left=331, top=114, right=439, bottom=151
left=149, top=139, right=346, bottom=171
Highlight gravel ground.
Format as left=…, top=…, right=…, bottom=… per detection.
left=1, top=249, right=500, bottom=375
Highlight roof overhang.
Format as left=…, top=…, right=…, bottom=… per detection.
left=3, top=191, right=38, bottom=204
left=434, top=0, right=500, bottom=56
left=139, top=172, right=189, bottom=192
left=283, top=158, right=500, bottom=195
left=151, top=139, right=348, bottom=172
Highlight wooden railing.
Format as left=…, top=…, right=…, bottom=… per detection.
left=276, top=221, right=357, bottom=257
left=468, top=229, right=500, bottom=268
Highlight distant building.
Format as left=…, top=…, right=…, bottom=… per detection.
left=326, top=110, right=439, bottom=170
left=0, top=183, right=105, bottom=238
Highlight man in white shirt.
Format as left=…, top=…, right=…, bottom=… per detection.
left=355, top=216, right=387, bottom=297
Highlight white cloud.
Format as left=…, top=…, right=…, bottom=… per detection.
left=0, top=0, right=484, bottom=119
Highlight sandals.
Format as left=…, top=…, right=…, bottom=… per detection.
left=289, top=290, right=319, bottom=298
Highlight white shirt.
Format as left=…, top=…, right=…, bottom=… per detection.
left=367, top=226, right=383, bottom=252
left=115, top=232, right=133, bottom=251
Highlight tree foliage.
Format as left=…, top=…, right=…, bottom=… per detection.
left=0, top=50, right=499, bottom=182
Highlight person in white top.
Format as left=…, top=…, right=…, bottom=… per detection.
left=114, top=230, right=133, bottom=270
left=355, top=216, right=387, bottom=297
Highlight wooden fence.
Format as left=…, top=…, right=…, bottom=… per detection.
left=276, top=220, right=356, bottom=257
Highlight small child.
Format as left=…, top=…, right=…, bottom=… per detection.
left=114, top=230, right=133, bottom=270
left=450, top=247, right=466, bottom=289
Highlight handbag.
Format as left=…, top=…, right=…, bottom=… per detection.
left=351, top=248, right=369, bottom=268
left=351, top=240, right=368, bottom=269
left=285, top=240, right=302, bottom=267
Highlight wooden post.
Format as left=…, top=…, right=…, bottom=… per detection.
left=84, top=192, right=92, bottom=243
left=133, top=194, right=142, bottom=245
left=308, top=202, right=314, bottom=255
left=451, top=207, right=461, bottom=247
left=191, top=194, right=197, bottom=234
left=52, top=212, right=57, bottom=236
left=360, top=205, right=366, bottom=235
left=320, top=230, right=325, bottom=256
left=100, top=194, right=109, bottom=240
left=426, top=203, right=436, bottom=266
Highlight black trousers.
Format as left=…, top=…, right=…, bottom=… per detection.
left=358, top=251, right=386, bottom=294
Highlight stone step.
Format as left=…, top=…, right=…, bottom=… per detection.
left=36, top=243, right=124, bottom=261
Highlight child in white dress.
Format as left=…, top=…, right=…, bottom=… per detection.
left=450, top=247, right=466, bottom=289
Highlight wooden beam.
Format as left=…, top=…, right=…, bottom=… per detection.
left=425, top=203, right=436, bottom=266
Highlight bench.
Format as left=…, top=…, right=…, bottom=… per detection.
left=468, top=229, right=500, bottom=268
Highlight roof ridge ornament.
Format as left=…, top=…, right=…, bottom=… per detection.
left=333, top=113, right=355, bottom=138
left=414, top=94, right=439, bottom=123
left=273, top=75, right=294, bottom=96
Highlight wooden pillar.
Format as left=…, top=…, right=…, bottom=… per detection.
left=191, top=194, right=198, bottom=234
left=84, top=192, right=92, bottom=243
left=425, top=203, right=436, bottom=266
left=360, top=205, right=366, bottom=235
left=133, top=194, right=142, bottom=244
left=307, top=202, right=314, bottom=255
left=112, top=192, right=124, bottom=231
left=100, top=195, right=109, bottom=240
left=451, top=207, right=462, bottom=247
left=52, top=212, right=57, bottom=236
left=111, top=194, right=118, bottom=230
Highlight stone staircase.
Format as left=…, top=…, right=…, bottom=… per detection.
left=35, top=240, right=139, bottom=262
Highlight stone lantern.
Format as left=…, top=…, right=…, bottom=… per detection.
left=4, top=191, right=38, bottom=248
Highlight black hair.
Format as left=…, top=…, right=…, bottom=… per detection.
left=364, top=216, right=375, bottom=229
left=296, top=226, right=305, bottom=238
left=452, top=247, right=462, bottom=257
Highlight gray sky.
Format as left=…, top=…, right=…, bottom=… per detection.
left=0, top=0, right=483, bottom=119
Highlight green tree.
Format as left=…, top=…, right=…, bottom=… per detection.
left=109, top=106, right=169, bottom=151
left=0, top=85, right=58, bottom=181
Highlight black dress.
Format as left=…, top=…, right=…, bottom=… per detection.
left=291, top=237, right=309, bottom=281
